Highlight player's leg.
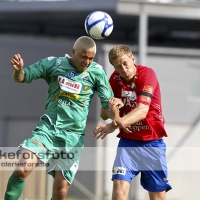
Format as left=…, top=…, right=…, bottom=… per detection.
left=48, top=131, right=85, bottom=200
left=112, top=179, right=130, bottom=200
left=52, top=170, right=70, bottom=200
left=4, top=149, right=38, bottom=200
left=111, top=138, right=141, bottom=200
left=14, top=149, right=39, bottom=178
left=148, top=191, right=166, bottom=200
left=141, top=169, right=171, bottom=200
left=140, top=139, right=172, bottom=199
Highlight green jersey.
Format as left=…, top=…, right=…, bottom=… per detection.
left=23, top=56, right=113, bottom=133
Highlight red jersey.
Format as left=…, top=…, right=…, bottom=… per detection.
left=109, top=65, right=168, bottom=141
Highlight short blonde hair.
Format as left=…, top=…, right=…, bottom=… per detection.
left=109, top=45, right=132, bottom=65
left=73, top=36, right=96, bottom=53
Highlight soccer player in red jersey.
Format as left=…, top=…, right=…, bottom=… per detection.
left=94, top=45, right=172, bottom=200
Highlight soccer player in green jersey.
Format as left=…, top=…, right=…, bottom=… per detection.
left=4, top=36, right=126, bottom=200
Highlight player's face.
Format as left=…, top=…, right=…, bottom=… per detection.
left=71, top=48, right=95, bottom=72
left=113, top=54, right=136, bottom=81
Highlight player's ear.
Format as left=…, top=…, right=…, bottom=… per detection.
left=72, top=49, right=75, bottom=56
left=131, top=55, right=135, bottom=63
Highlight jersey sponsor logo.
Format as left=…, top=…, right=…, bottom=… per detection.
left=47, top=56, right=55, bottom=61
left=112, top=166, right=126, bottom=175
left=59, top=90, right=79, bottom=101
left=68, top=70, right=77, bottom=77
left=122, top=98, right=137, bottom=108
left=121, top=89, right=137, bottom=101
left=130, top=121, right=151, bottom=131
left=58, top=76, right=82, bottom=94
left=131, top=125, right=151, bottom=131
left=143, top=85, right=153, bottom=94
left=141, top=95, right=151, bottom=103
left=82, top=72, right=89, bottom=81
left=58, top=99, right=76, bottom=108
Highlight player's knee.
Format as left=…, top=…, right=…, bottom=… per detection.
left=14, top=169, right=25, bottom=179
left=112, top=189, right=126, bottom=200
left=53, top=187, right=68, bottom=199
left=14, top=168, right=29, bottom=179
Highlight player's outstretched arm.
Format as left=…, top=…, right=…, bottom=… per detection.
left=11, top=54, right=25, bottom=83
left=93, top=123, right=117, bottom=139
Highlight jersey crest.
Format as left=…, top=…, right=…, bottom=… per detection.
left=81, top=72, right=89, bottom=81
left=68, top=70, right=77, bottom=77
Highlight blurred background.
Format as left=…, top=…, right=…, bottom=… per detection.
left=0, top=0, right=200, bottom=199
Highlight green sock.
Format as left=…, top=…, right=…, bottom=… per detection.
left=4, top=173, right=25, bottom=200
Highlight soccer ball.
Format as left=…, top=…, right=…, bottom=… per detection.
left=84, top=11, right=114, bottom=40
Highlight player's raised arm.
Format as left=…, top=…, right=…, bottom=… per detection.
left=11, top=54, right=25, bottom=83
left=100, top=97, right=124, bottom=120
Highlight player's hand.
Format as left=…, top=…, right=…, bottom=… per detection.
left=93, top=123, right=117, bottom=139
left=113, top=117, right=132, bottom=134
left=10, top=54, right=24, bottom=71
left=108, top=97, right=124, bottom=111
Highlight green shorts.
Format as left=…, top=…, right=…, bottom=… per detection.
left=19, top=116, right=85, bottom=184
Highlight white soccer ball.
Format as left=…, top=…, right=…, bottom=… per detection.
left=84, top=11, right=114, bottom=40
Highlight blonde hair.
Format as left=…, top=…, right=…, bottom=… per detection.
left=73, top=36, right=96, bottom=53
left=109, top=45, right=132, bottom=65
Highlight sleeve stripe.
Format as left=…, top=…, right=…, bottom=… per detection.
left=138, top=91, right=153, bottom=98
